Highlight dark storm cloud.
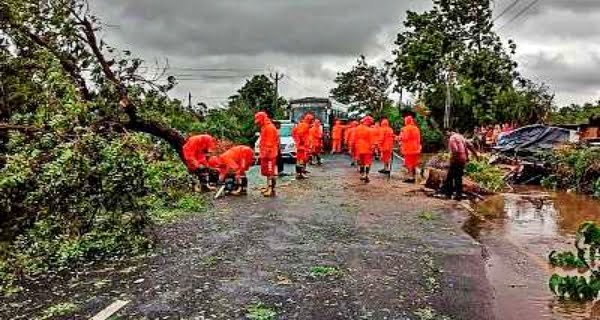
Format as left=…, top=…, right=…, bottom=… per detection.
left=90, top=0, right=600, bottom=105
left=94, top=0, right=423, bottom=57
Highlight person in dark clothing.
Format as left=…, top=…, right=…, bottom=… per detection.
left=440, top=130, right=478, bottom=200
left=273, top=121, right=286, bottom=176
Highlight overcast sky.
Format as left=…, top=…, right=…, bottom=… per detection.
left=91, top=0, right=600, bottom=107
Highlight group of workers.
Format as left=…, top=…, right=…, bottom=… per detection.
left=181, top=110, right=475, bottom=199
left=330, top=115, right=422, bottom=183
left=181, top=111, right=280, bottom=198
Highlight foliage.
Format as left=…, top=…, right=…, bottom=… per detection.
left=548, top=101, right=600, bottom=125
left=331, top=55, right=392, bottom=119
left=549, top=251, right=587, bottom=269
left=549, top=222, right=600, bottom=301
left=541, top=144, right=600, bottom=195
left=419, top=211, right=438, bottom=221
left=229, top=74, right=287, bottom=119
left=391, top=0, right=551, bottom=131
left=199, top=75, right=287, bottom=145
left=465, top=159, right=507, bottom=192
left=0, top=0, right=206, bottom=288
left=309, top=266, right=340, bottom=278
left=383, top=107, right=444, bottom=152
left=245, top=302, right=277, bottom=320
left=38, top=302, right=78, bottom=320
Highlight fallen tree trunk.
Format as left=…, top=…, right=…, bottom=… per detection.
left=425, top=168, right=495, bottom=196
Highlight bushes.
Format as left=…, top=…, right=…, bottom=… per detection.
left=541, top=145, right=600, bottom=195
left=1, top=135, right=151, bottom=275
left=465, top=159, right=507, bottom=192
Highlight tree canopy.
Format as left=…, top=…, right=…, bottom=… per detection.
left=330, top=55, right=392, bottom=119
left=390, top=0, right=550, bottom=131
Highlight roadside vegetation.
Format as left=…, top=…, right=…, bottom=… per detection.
left=542, top=145, right=600, bottom=197
left=0, top=0, right=288, bottom=296
left=549, top=222, right=600, bottom=301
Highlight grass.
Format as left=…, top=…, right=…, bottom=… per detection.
left=245, top=302, right=277, bottom=320
left=418, top=211, right=438, bottom=221
left=37, top=302, right=78, bottom=320
left=414, top=306, right=452, bottom=320
left=309, top=266, right=340, bottom=278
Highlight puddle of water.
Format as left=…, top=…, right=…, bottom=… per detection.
left=468, top=188, right=600, bottom=320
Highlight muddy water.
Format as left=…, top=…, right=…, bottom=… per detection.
left=467, top=189, right=600, bottom=320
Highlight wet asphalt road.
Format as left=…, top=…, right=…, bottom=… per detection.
left=3, top=155, right=495, bottom=320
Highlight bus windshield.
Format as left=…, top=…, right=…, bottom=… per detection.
left=291, top=105, right=328, bottom=125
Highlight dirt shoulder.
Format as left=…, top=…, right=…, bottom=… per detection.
left=2, top=155, right=494, bottom=320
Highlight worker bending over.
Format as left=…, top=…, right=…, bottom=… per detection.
left=292, top=113, right=313, bottom=179
left=354, top=116, right=376, bottom=183
left=208, top=145, right=254, bottom=196
left=254, top=112, right=280, bottom=197
left=182, top=134, right=216, bottom=192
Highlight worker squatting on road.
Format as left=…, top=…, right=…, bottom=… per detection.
left=207, top=145, right=254, bottom=196
left=399, top=116, right=422, bottom=183
left=255, top=111, right=280, bottom=197
left=378, top=119, right=395, bottom=175
left=292, top=113, right=313, bottom=179
left=354, top=116, right=376, bottom=183
left=309, top=118, right=324, bottom=165
left=331, top=120, right=344, bottom=154
left=182, top=134, right=216, bottom=192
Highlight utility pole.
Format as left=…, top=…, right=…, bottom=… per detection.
left=444, top=71, right=453, bottom=129
left=188, top=92, right=192, bottom=109
left=270, top=72, right=285, bottom=115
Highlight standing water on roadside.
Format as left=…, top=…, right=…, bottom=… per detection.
left=466, top=188, right=600, bottom=320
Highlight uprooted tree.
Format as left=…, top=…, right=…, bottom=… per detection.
left=0, top=0, right=211, bottom=280
left=1, top=0, right=187, bottom=156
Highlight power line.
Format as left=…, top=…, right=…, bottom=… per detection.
left=286, top=75, right=320, bottom=93
left=497, top=0, right=540, bottom=30
left=493, top=0, right=520, bottom=22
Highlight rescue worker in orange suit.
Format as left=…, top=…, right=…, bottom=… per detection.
left=255, top=111, right=280, bottom=197
left=207, top=145, right=254, bottom=196
left=182, top=134, right=216, bottom=192
left=399, top=116, right=422, bottom=183
left=292, top=113, right=313, bottom=179
left=354, top=116, right=376, bottom=183
left=345, top=120, right=359, bottom=166
left=378, top=119, right=395, bottom=175
left=373, top=121, right=383, bottom=159
left=331, top=120, right=344, bottom=154
left=309, top=118, right=324, bottom=165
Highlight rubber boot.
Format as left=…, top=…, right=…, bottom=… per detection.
left=296, top=165, right=307, bottom=180
left=262, top=178, right=276, bottom=197
left=359, top=166, right=366, bottom=181
left=365, top=166, right=371, bottom=183
left=316, top=155, right=322, bottom=166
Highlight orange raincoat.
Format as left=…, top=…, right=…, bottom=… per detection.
left=399, top=116, right=422, bottom=170
left=293, top=115, right=312, bottom=164
left=345, top=121, right=359, bottom=159
left=331, top=120, right=343, bottom=153
left=209, top=145, right=254, bottom=181
left=354, top=121, right=375, bottom=166
left=379, top=119, right=395, bottom=164
left=182, top=134, right=216, bottom=171
left=256, top=113, right=279, bottom=177
left=309, top=119, right=323, bottom=155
